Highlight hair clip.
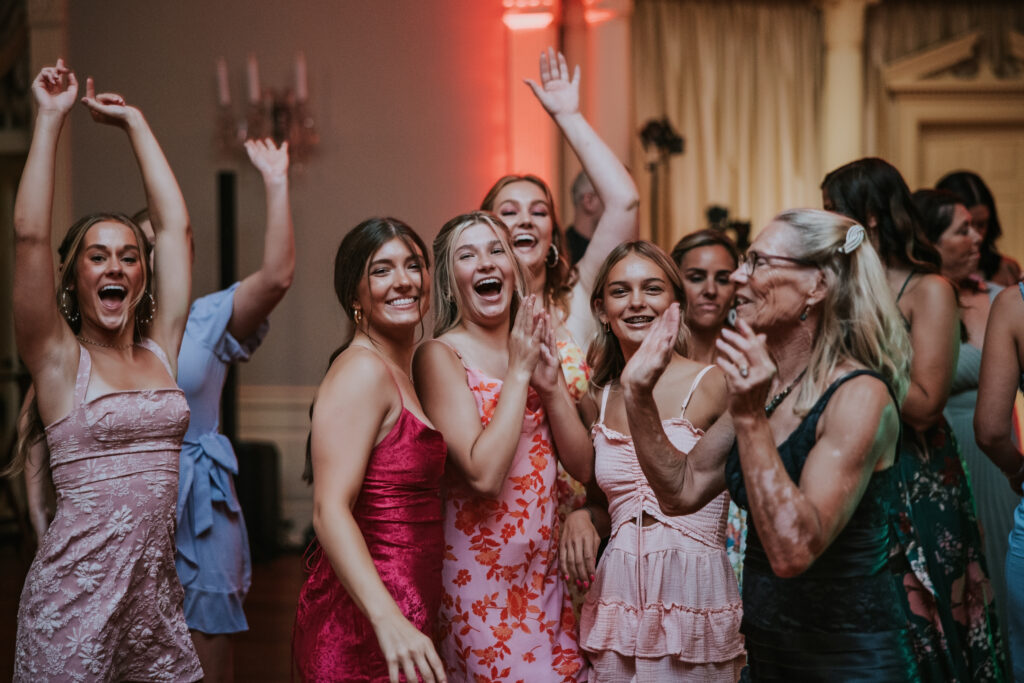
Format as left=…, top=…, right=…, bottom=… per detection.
left=838, top=224, right=865, bottom=254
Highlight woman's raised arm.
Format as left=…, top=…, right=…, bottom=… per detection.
left=81, top=77, right=191, bottom=367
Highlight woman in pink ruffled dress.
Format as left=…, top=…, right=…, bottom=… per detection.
left=560, top=241, right=745, bottom=681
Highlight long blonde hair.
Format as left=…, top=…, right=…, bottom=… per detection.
left=778, top=209, right=911, bottom=415
left=586, top=241, right=689, bottom=390
left=431, top=211, right=527, bottom=338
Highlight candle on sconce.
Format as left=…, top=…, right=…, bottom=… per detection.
left=295, top=51, right=308, bottom=102
left=247, top=54, right=261, bottom=104
left=216, top=57, right=231, bottom=107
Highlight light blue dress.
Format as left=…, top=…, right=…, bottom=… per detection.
left=1007, top=283, right=1024, bottom=681
left=174, top=283, right=268, bottom=634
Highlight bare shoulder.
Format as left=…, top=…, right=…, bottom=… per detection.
left=906, top=272, right=956, bottom=311
left=319, top=346, right=394, bottom=409
left=412, top=336, right=464, bottom=384
left=820, top=371, right=897, bottom=433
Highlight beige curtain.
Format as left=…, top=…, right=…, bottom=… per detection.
left=632, top=0, right=823, bottom=250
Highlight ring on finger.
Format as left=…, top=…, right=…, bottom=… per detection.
left=739, top=365, right=749, bottom=378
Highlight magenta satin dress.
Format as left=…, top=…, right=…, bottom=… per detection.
left=292, top=408, right=446, bottom=682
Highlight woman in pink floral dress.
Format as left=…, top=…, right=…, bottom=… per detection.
left=415, top=212, right=592, bottom=682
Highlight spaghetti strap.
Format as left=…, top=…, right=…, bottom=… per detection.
left=1018, top=281, right=1024, bottom=302
left=895, top=271, right=916, bottom=303
left=680, top=365, right=715, bottom=417
left=598, top=384, right=611, bottom=425
left=431, top=338, right=468, bottom=369
left=73, top=344, right=91, bottom=405
left=138, top=338, right=175, bottom=378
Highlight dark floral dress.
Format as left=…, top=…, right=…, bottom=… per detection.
left=891, top=416, right=1007, bottom=681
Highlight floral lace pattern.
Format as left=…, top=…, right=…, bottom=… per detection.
left=438, top=365, right=586, bottom=682
left=15, top=342, right=202, bottom=682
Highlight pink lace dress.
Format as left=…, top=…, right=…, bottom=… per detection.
left=581, top=368, right=745, bottom=682
left=15, top=341, right=203, bottom=682
left=438, top=354, right=587, bottom=682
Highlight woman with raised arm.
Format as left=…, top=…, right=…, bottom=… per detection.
left=914, top=188, right=1017, bottom=651
left=480, top=49, right=640, bottom=552
left=12, top=62, right=201, bottom=681
left=414, top=211, right=591, bottom=682
left=627, top=210, right=918, bottom=680
left=292, top=218, right=447, bottom=683
left=975, top=283, right=1024, bottom=682
left=559, top=241, right=744, bottom=681
left=167, top=137, right=293, bottom=682
left=823, top=158, right=1005, bottom=681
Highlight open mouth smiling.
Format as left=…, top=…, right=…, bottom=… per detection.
left=98, top=284, right=127, bottom=310
left=473, top=277, right=503, bottom=300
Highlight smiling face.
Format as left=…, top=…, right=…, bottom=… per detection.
left=491, top=179, right=554, bottom=280
left=451, top=221, right=518, bottom=326
left=731, top=221, right=820, bottom=333
left=678, top=244, right=736, bottom=333
left=596, top=252, right=676, bottom=354
left=935, top=204, right=981, bottom=283
left=353, top=237, right=430, bottom=335
left=72, top=220, right=146, bottom=334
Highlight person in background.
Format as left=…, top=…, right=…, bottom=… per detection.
left=12, top=62, right=201, bottom=681
left=937, top=170, right=1021, bottom=286
left=823, top=157, right=1005, bottom=681
left=975, top=282, right=1024, bottom=682
left=670, top=229, right=746, bottom=585
left=565, top=170, right=603, bottom=265
left=293, top=218, right=446, bottom=683
left=914, top=188, right=1016, bottom=656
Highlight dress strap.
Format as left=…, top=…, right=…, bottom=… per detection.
left=598, top=384, right=611, bottom=425
left=432, top=338, right=467, bottom=369
left=680, top=365, right=715, bottom=417
left=1018, top=281, right=1024, bottom=303
left=895, top=271, right=916, bottom=303
left=73, top=344, right=91, bottom=405
left=138, top=338, right=175, bottom=378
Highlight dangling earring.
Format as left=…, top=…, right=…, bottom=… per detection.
left=603, top=322, right=611, bottom=334
left=799, top=306, right=809, bottom=321
left=353, top=308, right=363, bottom=325
left=59, top=288, right=80, bottom=325
left=136, top=291, right=156, bottom=326
left=546, top=244, right=560, bottom=268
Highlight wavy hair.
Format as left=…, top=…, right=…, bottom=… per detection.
left=821, top=158, right=940, bottom=274
left=431, top=211, right=527, bottom=338
left=481, top=175, right=573, bottom=316
left=587, top=241, right=688, bottom=390
left=775, top=209, right=911, bottom=415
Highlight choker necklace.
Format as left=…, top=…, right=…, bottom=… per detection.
left=765, top=368, right=807, bottom=416
left=77, top=335, right=135, bottom=351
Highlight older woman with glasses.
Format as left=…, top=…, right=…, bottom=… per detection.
left=625, top=209, right=918, bottom=680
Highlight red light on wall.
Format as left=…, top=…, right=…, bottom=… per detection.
left=502, top=12, right=554, bottom=30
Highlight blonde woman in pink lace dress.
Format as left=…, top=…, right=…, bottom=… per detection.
left=560, top=242, right=745, bottom=681
left=11, top=62, right=200, bottom=681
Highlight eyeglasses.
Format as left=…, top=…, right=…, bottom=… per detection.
left=739, top=250, right=816, bottom=276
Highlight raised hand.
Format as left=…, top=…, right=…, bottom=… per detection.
left=80, top=77, right=137, bottom=128
left=244, top=138, right=289, bottom=181
left=524, top=47, right=580, bottom=118
left=508, top=295, right=543, bottom=380
left=715, top=318, right=775, bottom=419
left=622, top=303, right=681, bottom=395
left=32, top=59, right=78, bottom=116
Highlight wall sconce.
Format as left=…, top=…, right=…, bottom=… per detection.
left=502, top=0, right=559, bottom=31
left=215, top=53, right=318, bottom=165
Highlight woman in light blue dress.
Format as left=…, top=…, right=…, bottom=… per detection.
left=142, top=139, right=294, bottom=682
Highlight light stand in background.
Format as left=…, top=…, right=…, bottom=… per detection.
left=640, top=118, right=684, bottom=239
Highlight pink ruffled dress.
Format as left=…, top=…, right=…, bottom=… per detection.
left=581, top=367, right=745, bottom=681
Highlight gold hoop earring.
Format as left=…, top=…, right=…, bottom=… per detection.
left=546, top=244, right=560, bottom=268
left=353, top=308, right=363, bottom=325
left=59, top=288, right=80, bottom=325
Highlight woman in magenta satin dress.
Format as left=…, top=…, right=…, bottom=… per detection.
left=292, top=218, right=447, bottom=683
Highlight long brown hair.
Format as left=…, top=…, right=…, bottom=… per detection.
left=586, top=241, right=688, bottom=390
left=481, top=174, right=573, bottom=317
left=303, top=217, right=430, bottom=484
